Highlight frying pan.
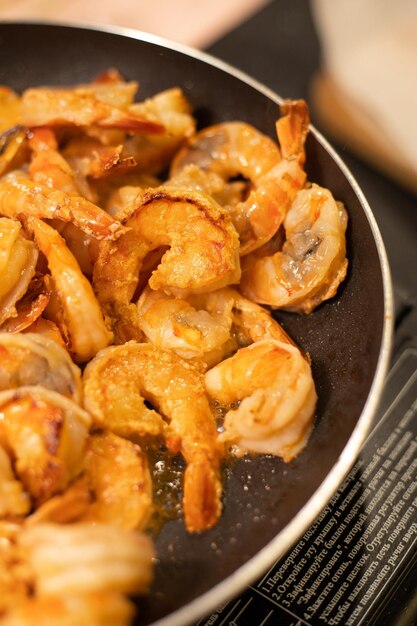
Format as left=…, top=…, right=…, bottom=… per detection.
left=0, top=22, right=393, bottom=626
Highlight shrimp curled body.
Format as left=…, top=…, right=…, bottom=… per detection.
left=241, top=184, right=348, bottom=313
left=93, top=186, right=241, bottom=343
left=83, top=342, right=222, bottom=532
left=24, top=216, right=113, bottom=362
left=0, top=386, right=91, bottom=504
left=0, top=332, right=82, bottom=403
left=205, top=339, right=317, bottom=462
left=171, top=101, right=309, bottom=254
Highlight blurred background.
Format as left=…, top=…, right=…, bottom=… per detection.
left=1, top=0, right=416, bottom=195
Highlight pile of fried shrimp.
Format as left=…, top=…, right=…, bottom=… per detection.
left=0, top=69, right=348, bottom=624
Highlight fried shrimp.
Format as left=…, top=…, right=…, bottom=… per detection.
left=0, top=87, right=22, bottom=133
left=170, top=100, right=309, bottom=254
left=23, top=216, right=113, bottom=362
left=81, top=432, right=153, bottom=531
left=93, top=186, right=240, bottom=343
left=83, top=342, right=222, bottom=532
left=18, top=522, right=154, bottom=595
left=122, top=87, right=196, bottom=174
left=0, top=446, right=31, bottom=518
left=0, top=333, right=82, bottom=403
left=205, top=339, right=317, bottom=461
left=240, top=184, right=349, bottom=313
left=0, top=593, right=135, bottom=626
left=20, top=85, right=165, bottom=134
left=0, top=170, right=124, bottom=241
left=0, top=217, right=38, bottom=326
left=0, top=127, right=28, bottom=177
left=0, top=275, right=52, bottom=334
left=137, top=285, right=235, bottom=367
left=137, top=286, right=294, bottom=368
left=0, top=387, right=91, bottom=504
left=0, top=521, right=32, bottom=614
left=27, top=128, right=82, bottom=196
left=193, top=287, right=294, bottom=347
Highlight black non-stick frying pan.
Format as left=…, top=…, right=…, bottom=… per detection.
left=0, top=22, right=393, bottom=626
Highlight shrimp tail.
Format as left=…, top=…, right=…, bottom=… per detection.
left=183, top=450, right=222, bottom=533
left=276, top=99, right=310, bottom=165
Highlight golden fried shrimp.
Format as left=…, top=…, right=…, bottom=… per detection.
left=93, top=186, right=240, bottom=343
left=0, top=593, right=135, bottom=626
left=0, top=87, right=22, bottom=133
left=0, top=127, right=28, bottom=177
left=82, top=344, right=166, bottom=440
left=171, top=120, right=281, bottom=181
left=24, top=217, right=113, bottom=362
left=123, top=87, right=196, bottom=174
left=205, top=339, right=317, bottom=461
left=81, top=432, right=153, bottom=531
left=0, top=170, right=124, bottom=241
left=275, top=99, right=310, bottom=165
left=0, top=217, right=38, bottom=326
left=21, top=318, right=65, bottom=348
left=0, top=333, right=82, bottom=403
left=0, top=275, right=51, bottom=334
left=0, top=446, right=31, bottom=518
left=83, top=342, right=222, bottom=532
left=171, top=101, right=309, bottom=254
left=21, top=86, right=164, bottom=134
left=27, top=128, right=82, bottom=196
left=137, top=285, right=235, bottom=367
left=67, top=141, right=137, bottom=181
left=0, top=387, right=91, bottom=504
left=0, top=521, right=32, bottom=615
left=240, top=184, right=349, bottom=313
left=25, top=476, right=92, bottom=526
left=137, top=286, right=294, bottom=368
left=213, top=287, right=295, bottom=346
left=168, top=164, right=248, bottom=215
left=19, top=522, right=154, bottom=596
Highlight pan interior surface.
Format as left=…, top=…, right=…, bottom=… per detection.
left=0, top=22, right=392, bottom=626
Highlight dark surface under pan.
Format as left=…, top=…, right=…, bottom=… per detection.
left=0, top=22, right=392, bottom=626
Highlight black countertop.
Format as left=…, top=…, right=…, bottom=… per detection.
left=207, top=0, right=417, bottom=303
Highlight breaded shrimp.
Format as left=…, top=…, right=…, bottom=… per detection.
left=81, top=431, right=153, bottom=531
left=0, top=171, right=124, bottom=241
left=0, top=217, right=38, bottom=326
left=0, top=446, right=31, bottom=518
left=0, top=332, right=82, bottom=402
left=137, top=286, right=294, bottom=368
left=19, top=522, right=154, bottom=596
left=0, top=521, right=32, bottom=615
left=205, top=339, right=317, bottom=462
left=0, top=593, right=135, bottom=626
left=21, top=85, right=164, bottom=134
left=122, top=87, right=196, bottom=174
left=0, top=126, right=28, bottom=177
left=83, top=342, right=222, bottom=532
left=23, top=216, right=113, bottom=362
left=93, top=186, right=240, bottom=343
left=240, top=184, right=348, bottom=313
left=137, top=285, right=235, bottom=367
left=0, top=386, right=91, bottom=504
left=171, top=100, right=309, bottom=254
left=0, top=275, right=51, bottom=334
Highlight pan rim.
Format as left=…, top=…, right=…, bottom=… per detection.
left=0, top=19, right=395, bottom=626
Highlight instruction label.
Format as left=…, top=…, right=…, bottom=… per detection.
left=198, top=344, right=417, bottom=626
